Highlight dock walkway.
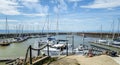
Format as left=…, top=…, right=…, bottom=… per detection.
left=90, top=42, right=120, bottom=54
left=0, top=57, right=24, bottom=62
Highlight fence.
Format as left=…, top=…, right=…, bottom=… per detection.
left=24, top=41, right=69, bottom=65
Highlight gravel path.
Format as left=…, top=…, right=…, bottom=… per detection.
left=109, top=55, right=120, bottom=65
left=44, top=55, right=119, bottom=65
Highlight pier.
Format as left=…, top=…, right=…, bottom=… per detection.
left=0, top=57, right=24, bottom=62
left=90, top=42, right=120, bottom=54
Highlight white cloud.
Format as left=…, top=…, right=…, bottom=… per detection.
left=22, top=13, right=47, bottom=17
left=73, top=2, right=78, bottom=9
left=0, top=0, right=48, bottom=16
left=54, top=6, right=59, bottom=13
left=50, top=0, right=57, bottom=4
left=0, top=0, right=20, bottom=15
left=67, top=0, right=82, bottom=9
left=22, top=0, right=39, bottom=3
left=53, top=0, right=67, bottom=13
left=68, top=0, right=82, bottom=2
left=0, top=19, right=19, bottom=22
left=21, top=0, right=49, bottom=15
left=80, top=0, right=120, bottom=9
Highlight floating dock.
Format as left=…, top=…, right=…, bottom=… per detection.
left=90, top=42, right=120, bottom=54
left=0, top=57, right=24, bottom=62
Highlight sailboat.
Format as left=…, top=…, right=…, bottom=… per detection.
left=112, top=19, right=120, bottom=45
left=77, top=34, right=85, bottom=51
left=50, top=9, right=68, bottom=49
left=97, top=24, right=107, bottom=43
left=13, top=24, right=28, bottom=43
left=0, top=17, right=10, bottom=46
left=35, top=13, right=56, bottom=46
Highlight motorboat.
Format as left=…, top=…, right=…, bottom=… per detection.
left=51, top=40, right=68, bottom=49
left=0, top=40, right=10, bottom=46
left=112, top=37, right=120, bottom=45
left=98, top=39, right=107, bottom=43
left=47, top=37, right=56, bottom=46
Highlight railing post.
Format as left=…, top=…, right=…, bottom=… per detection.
left=47, top=43, right=49, bottom=56
left=29, top=45, right=32, bottom=65
left=24, top=46, right=30, bottom=65
left=66, top=41, right=68, bottom=56
left=38, top=42, right=40, bottom=56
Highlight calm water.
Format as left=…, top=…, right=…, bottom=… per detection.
left=0, top=35, right=98, bottom=65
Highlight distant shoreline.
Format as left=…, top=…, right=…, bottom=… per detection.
left=0, top=32, right=119, bottom=38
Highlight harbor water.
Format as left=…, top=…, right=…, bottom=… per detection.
left=0, top=35, right=98, bottom=65
left=0, top=35, right=98, bottom=57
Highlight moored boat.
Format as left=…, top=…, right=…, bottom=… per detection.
left=0, top=40, right=10, bottom=46
left=51, top=40, right=67, bottom=49
left=112, top=37, right=120, bottom=45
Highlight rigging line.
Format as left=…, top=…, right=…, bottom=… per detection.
left=41, top=17, right=47, bottom=34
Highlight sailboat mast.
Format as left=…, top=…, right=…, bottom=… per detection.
left=118, top=18, right=120, bottom=37
left=112, top=20, right=115, bottom=40
left=56, top=3, right=60, bottom=37
left=18, top=24, right=22, bottom=37
left=56, top=11, right=59, bottom=35
left=47, top=13, right=49, bottom=38
left=100, top=24, right=102, bottom=39
left=15, top=25, right=18, bottom=37
left=41, top=18, right=46, bottom=35
left=5, top=17, right=8, bottom=38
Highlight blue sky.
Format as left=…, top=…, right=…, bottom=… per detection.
left=0, top=0, right=120, bottom=32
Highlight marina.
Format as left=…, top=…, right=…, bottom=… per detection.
left=0, top=0, right=120, bottom=65
left=0, top=34, right=92, bottom=64
left=0, top=34, right=120, bottom=65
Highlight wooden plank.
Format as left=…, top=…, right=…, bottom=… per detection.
left=32, top=56, right=49, bottom=65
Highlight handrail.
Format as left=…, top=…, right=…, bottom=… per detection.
left=24, top=44, right=48, bottom=65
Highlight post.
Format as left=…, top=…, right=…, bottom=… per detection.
left=66, top=41, right=68, bottom=56
left=72, top=36, right=74, bottom=54
left=29, top=45, right=32, bottom=65
left=38, top=42, right=40, bottom=56
left=24, top=46, right=30, bottom=65
left=82, top=34, right=85, bottom=55
left=47, top=43, right=49, bottom=56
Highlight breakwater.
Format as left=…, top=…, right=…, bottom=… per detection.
left=0, top=32, right=120, bottom=38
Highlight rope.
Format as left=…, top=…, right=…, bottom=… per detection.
left=31, top=44, right=47, bottom=51
left=24, top=44, right=48, bottom=64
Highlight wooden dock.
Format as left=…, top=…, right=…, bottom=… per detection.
left=90, top=42, right=120, bottom=54
left=0, top=57, right=24, bottom=62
